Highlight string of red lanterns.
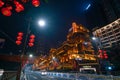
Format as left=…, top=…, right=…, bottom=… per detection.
left=98, top=50, right=108, bottom=59
left=28, top=34, right=35, bottom=47
left=0, top=0, right=40, bottom=16
left=15, top=32, right=36, bottom=47
left=16, top=32, right=24, bottom=45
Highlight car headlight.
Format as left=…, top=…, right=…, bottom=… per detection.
left=41, top=72, right=47, bottom=75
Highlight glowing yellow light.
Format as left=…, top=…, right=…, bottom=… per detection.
left=77, top=55, right=79, bottom=58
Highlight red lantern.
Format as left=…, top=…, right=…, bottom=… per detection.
left=14, top=1, right=19, bottom=5
left=14, top=1, right=24, bottom=12
left=30, top=34, right=35, bottom=38
left=98, top=49, right=103, bottom=59
left=99, top=53, right=103, bottom=59
left=98, top=50, right=102, bottom=53
left=32, top=0, right=40, bottom=7
left=7, top=6, right=13, bottom=10
left=28, top=43, right=34, bottom=47
left=18, top=32, right=23, bottom=36
left=17, top=36, right=22, bottom=40
left=16, top=32, right=24, bottom=45
left=21, top=0, right=29, bottom=3
left=28, top=34, right=35, bottom=47
left=16, top=41, right=22, bottom=45
left=0, top=0, right=4, bottom=7
left=1, top=8, right=12, bottom=16
left=103, top=51, right=108, bottom=59
left=15, top=4, right=24, bottom=12
left=29, top=39, right=34, bottom=43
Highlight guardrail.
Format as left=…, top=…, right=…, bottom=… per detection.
left=45, top=72, right=120, bottom=80
left=0, top=71, right=17, bottom=80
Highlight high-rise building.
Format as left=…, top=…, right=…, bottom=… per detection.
left=84, top=0, right=120, bottom=29
left=99, top=0, right=120, bottom=23
left=93, top=18, right=120, bottom=48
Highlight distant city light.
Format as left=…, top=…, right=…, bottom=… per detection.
left=108, top=66, right=112, bottom=70
left=52, top=57, right=55, bottom=59
left=84, top=42, right=88, bottom=45
left=85, top=4, right=91, bottom=10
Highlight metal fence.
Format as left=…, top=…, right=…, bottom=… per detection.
left=46, top=72, right=120, bottom=80
left=0, top=71, right=17, bottom=80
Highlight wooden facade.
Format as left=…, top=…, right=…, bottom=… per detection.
left=33, top=22, right=99, bottom=72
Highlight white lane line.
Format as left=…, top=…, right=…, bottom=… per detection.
left=31, top=75, right=38, bottom=80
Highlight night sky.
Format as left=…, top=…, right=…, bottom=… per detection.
left=0, top=0, right=106, bottom=55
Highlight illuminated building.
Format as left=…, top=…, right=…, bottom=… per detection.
left=33, top=22, right=100, bottom=73
left=93, top=18, right=120, bottom=48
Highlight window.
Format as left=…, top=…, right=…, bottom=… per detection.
left=114, top=29, right=120, bottom=33
left=103, top=43, right=110, bottom=46
left=84, top=51, right=92, bottom=54
left=108, top=32, right=113, bottom=35
left=112, top=23, right=116, bottom=26
left=111, top=39, right=115, bottom=42
left=102, top=31, right=106, bottom=34
left=116, top=33, right=120, bottom=36
left=113, top=25, right=118, bottom=29
left=107, top=26, right=110, bottom=28
left=118, top=19, right=120, bottom=23
left=101, top=28, right=104, bottom=31
left=117, top=37, right=120, bottom=40
left=107, top=28, right=112, bottom=31
left=102, top=34, right=107, bottom=37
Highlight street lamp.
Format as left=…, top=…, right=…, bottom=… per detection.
left=29, top=54, right=33, bottom=58
left=92, top=36, right=102, bottom=50
left=108, top=66, right=112, bottom=70
left=91, top=36, right=102, bottom=74
left=18, top=18, right=46, bottom=79
left=38, top=19, right=45, bottom=27
left=92, top=37, right=96, bottom=41
left=22, top=18, right=46, bottom=55
left=91, top=37, right=99, bottom=51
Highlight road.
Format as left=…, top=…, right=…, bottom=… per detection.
left=20, top=64, right=66, bottom=80
left=21, top=64, right=120, bottom=80
left=21, top=70, right=67, bottom=80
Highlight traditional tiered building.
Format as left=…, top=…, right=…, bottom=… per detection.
left=33, top=22, right=100, bottom=73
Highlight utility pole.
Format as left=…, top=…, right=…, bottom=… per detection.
left=17, top=18, right=31, bottom=80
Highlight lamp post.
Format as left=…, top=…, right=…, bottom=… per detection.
left=91, top=36, right=102, bottom=74
left=38, top=19, right=46, bottom=27
left=22, top=18, right=46, bottom=60
left=18, top=18, right=46, bottom=80
left=17, top=18, right=31, bottom=80
left=29, top=54, right=33, bottom=58
left=92, top=37, right=98, bottom=52
left=92, top=36, right=103, bottom=51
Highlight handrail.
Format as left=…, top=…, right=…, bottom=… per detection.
left=46, top=71, right=120, bottom=80
left=1, top=71, right=17, bottom=80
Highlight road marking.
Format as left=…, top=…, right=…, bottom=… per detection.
left=33, top=76, right=38, bottom=79
left=30, top=75, right=38, bottom=80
